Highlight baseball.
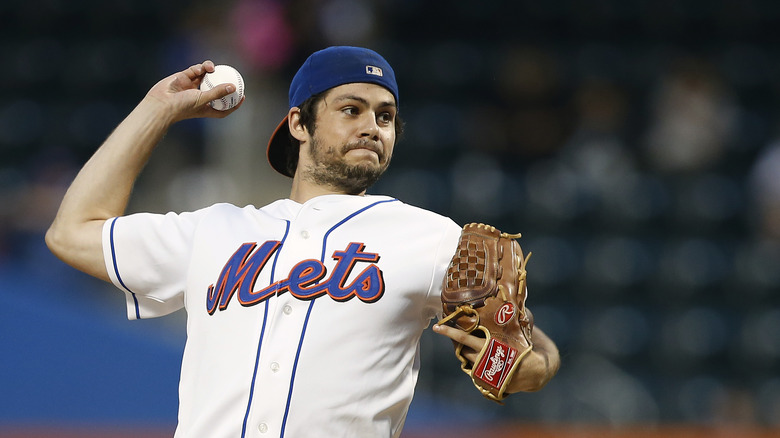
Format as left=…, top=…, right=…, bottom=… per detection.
left=200, top=64, right=245, bottom=111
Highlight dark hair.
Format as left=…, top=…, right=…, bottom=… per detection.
left=284, top=90, right=405, bottom=176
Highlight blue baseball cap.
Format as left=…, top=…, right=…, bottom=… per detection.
left=266, top=46, right=399, bottom=177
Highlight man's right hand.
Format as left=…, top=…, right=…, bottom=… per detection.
left=145, top=60, right=244, bottom=124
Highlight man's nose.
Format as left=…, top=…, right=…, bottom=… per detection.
left=359, top=114, right=380, bottom=140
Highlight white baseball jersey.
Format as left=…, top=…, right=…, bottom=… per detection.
left=102, top=194, right=462, bottom=438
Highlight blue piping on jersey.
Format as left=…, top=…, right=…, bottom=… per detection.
left=320, top=198, right=399, bottom=261
left=109, top=217, right=141, bottom=319
left=280, top=198, right=399, bottom=437
left=280, top=298, right=315, bottom=437
left=241, top=220, right=290, bottom=438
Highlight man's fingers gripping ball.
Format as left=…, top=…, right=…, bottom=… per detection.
left=198, top=64, right=246, bottom=111
left=180, top=61, right=211, bottom=81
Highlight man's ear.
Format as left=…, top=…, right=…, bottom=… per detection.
left=288, top=107, right=307, bottom=141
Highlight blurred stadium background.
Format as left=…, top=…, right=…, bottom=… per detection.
left=2, top=0, right=780, bottom=436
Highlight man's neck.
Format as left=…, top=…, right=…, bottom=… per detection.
left=289, top=175, right=366, bottom=204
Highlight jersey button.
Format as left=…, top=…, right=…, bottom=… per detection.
left=258, top=423, right=268, bottom=433
left=283, top=304, right=292, bottom=315
left=270, top=362, right=280, bottom=372
left=300, top=230, right=310, bottom=239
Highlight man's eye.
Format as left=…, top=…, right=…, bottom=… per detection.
left=343, top=107, right=357, bottom=115
left=378, top=112, right=393, bottom=124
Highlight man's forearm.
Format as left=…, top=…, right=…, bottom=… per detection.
left=507, top=327, right=561, bottom=393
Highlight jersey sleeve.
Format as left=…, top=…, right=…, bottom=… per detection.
left=102, top=210, right=202, bottom=320
left=426, top=219, right=463, bottom=319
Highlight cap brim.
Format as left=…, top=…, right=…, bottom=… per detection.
left=267, top=115, right=294, bottom=178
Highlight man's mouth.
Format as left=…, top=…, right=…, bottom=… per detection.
left=343, top=142, right=383, bottom=161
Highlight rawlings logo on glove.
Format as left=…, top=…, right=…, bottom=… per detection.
left=438, top=223, right=534, bottom=403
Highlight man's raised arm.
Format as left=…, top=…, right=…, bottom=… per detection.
left=45, top=61, right=242, bottom=281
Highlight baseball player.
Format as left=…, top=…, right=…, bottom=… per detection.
left=46, top=46, right=560, bottom=437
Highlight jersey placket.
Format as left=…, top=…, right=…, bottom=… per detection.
left=245, top=208, right=325, bottom=437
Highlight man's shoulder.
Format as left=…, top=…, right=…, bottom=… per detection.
left=186, top=202, right=277, bottom=222
left=190, top=202, right=255, bottom=216
left=371, top=196, right=459, bottom=228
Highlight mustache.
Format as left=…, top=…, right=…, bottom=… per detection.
left=341, top=140, right=384, bottom=161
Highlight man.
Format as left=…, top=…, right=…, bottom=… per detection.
left=46, top=46, right=559, bottom=438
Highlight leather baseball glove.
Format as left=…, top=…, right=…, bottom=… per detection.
left=438, top=223, right=534, bottom=403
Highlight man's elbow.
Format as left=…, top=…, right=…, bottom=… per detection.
left=45, top=222, right=80, bottom=267
left=43, top=220, right=110, bottom=282
left=44, top=223, right=66, bottom=260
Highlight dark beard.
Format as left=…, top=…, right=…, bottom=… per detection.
left=305, top=138, right=389, bottom=194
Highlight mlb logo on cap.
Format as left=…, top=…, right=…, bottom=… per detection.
left=286, top=46, right=398, bottom=109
